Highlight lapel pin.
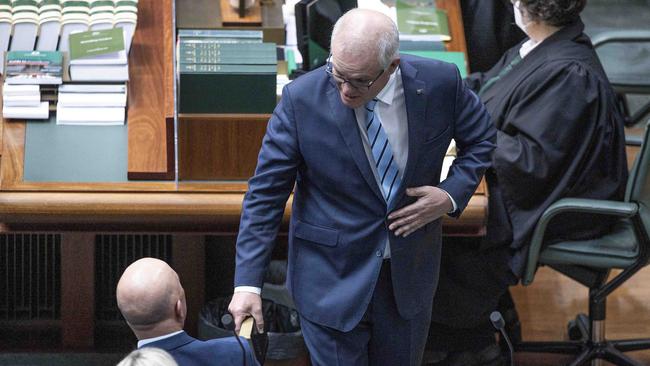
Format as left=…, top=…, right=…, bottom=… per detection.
left=416, top=89, right=423, bottom=95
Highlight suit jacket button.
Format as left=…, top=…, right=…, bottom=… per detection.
left=376, top=250, right=382, bottom=257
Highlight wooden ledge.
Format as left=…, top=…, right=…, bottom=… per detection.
left=0, top=190, right=486, bottom=235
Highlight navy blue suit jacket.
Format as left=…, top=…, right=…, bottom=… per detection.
left=235, top=54, right=495, bottom=331
left=141, top=331, right=256, bottom=366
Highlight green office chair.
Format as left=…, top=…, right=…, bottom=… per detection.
left=518, top=122, right=650, bottom=366
left=592, top=30, right=650, bottom=127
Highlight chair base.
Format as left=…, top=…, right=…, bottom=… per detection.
left=514, top=314, right=650, bottom=366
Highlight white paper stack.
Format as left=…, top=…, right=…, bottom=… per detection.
left=56, top=83, right=127, bottom=125
left=2, top=83, right=49, bottom=119
left=36, top=0, right=62, bottom=51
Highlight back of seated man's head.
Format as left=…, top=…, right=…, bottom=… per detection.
left=116, top=257, right=187, bottom=340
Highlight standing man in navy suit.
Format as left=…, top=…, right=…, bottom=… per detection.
left=117, top=258, right=256, bottom=366
left=229, top=8, right=495, bottom=365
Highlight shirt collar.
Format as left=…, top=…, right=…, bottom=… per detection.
left=375, top=66, right=400, bottom=106
left=137, top=330, right=184, bottom=348
left=519, top=39, right=540, bottom=59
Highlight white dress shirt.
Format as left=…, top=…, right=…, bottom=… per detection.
left=137, top=330, right=184, bottom=348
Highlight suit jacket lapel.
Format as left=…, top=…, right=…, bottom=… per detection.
left=389, top=61, right=426, bottom=211
left=327, top=85, right=384, bottom=203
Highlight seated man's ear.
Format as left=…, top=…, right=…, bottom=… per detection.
left=175, top=298, right=187, bottom=321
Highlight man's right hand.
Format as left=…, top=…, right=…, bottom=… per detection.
left=228, top=291, right=264, bottom=333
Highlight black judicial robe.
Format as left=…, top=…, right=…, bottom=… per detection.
left=460, top=0, right=525, bottom=72
left=432, top=19, right=628, bottom=327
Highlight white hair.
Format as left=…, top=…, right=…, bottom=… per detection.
left=116, top=348, right=178, bottom=366
left=331, top=9, right=399, bottom=69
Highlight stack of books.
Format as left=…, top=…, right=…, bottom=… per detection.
left=395, top=0, right=451, bottom=43
left=56, top=83, right=127, bottom=125
left=69, top=48, right=128, bottom=81
left=0, top=0, right=10, bottom=53
left=114, top=0, right=137, bottom=53
left=9, top=0, right=39, bottom=51
left=59, top=0, right=90, bottom=52
left=89, top=0, right=114, bottom=30
left=2, top=50, right=63, bottom=119
left=178, top=29, right=277, bottom=114
left=36, top=0, right=63, bottom=50
left=2, top=84, right=48, bottom=119
left=0, top=0, right=138, bottom=53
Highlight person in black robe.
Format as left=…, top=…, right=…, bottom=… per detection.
left=460, top=0, right=526, bottom=72
left=426, top=1, right=629, bottom=365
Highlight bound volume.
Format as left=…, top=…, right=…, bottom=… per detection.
left=178, top=29, right=277, bottom=114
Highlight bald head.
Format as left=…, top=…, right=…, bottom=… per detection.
left=331, top=8, right=399, bottom=69
left=116, top=258, right=186, bottom=338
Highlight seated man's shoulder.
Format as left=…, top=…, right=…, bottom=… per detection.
left=202, top=336, right=244, bottom=349
left=177, top=336, right=254, bottom=365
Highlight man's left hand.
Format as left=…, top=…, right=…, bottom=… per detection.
left=388, top=186, right=453, bottom=237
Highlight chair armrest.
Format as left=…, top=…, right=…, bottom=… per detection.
left=523, top=198, right=638, bottom=285
left=626, top=134, right=644, bottom=146
left=592, top=30, right=650, bottom=48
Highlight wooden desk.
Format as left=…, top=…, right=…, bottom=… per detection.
left=0, top=0, right=484, bottom=351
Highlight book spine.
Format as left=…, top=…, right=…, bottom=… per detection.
left=179, top=55, right=277, bottom=65
left=179, top=42, right=275, bottom=52
left=178, top=64, right=277, bottom=73
left=177, top=29, right=263, bottom=39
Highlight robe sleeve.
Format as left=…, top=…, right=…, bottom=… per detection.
left=492, top=61, right=602, bottom=209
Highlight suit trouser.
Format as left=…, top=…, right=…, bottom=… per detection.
left=299, top=260, right=433, bottom=366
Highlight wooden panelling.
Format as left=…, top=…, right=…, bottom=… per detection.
left=178, top=114, right=270, bottom=180
left=172, top=235, right=205, bottom=338
left=127, top=0, right=175, bottom=180
left=0, top=121, right=25, bottom=190
left=436, top=0, right=468, bottom=56
left=61, top=233, right=95, bottom=349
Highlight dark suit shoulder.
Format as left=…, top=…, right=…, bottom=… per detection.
left=283, top=65, right=330, bottom=97
left=400, top=54, right=460, bottom=81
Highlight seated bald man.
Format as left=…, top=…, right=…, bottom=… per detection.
left=117, top=257, right=257, bottom=366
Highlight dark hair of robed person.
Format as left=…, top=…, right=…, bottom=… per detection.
left=519, top=0, right=587, bottom=26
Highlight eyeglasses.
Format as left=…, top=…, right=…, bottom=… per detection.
left=325, top=55, right=385, bottom=90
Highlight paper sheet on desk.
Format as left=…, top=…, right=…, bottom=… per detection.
left=440, top=140, right=456, bottom=181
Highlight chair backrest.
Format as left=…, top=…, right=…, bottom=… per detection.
left=626, top=122, right=650, bottom=229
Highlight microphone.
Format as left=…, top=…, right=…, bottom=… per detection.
left=490, top=311, right=514, bottom=366
left=221, top=313, right=247, bottom=366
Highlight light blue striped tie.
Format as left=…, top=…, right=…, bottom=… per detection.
left=366, top=98, right=401, bottom=204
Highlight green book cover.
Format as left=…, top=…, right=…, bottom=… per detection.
left=396, top=0, right=451, bottom=42
left=401, top=50, right=466, bottom=77
left=180, top=73, right=276, bottom=113
left=69, top=28, right=125, bottom=60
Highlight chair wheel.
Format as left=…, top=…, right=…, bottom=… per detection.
left=567, top=313, right=590, bottom=341
left=567, top=319, right=582, bottom=340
